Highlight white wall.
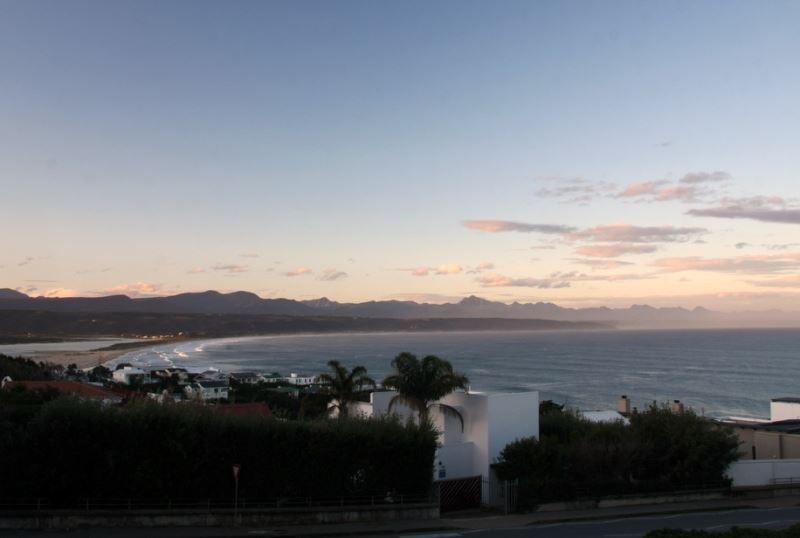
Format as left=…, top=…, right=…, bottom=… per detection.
left=728, top=459, right=800, bottom=487
left=771, top=401, right=800, bottom=422
left=370, top=390, right=539, bottom=481
left=487, top=392, right=540, bottom=466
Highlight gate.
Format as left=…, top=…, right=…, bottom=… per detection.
left=483, top=477, right=518, bottom=514
left=435, top=475, right=482, bottom=512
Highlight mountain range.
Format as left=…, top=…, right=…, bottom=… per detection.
left=1, top=289, right=796, bottom=329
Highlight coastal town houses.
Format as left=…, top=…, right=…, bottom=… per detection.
left=184, top=380, right=229, bottom=402
left=111, top=366, right=152, bottom=385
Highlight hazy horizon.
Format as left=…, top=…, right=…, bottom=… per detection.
left=3, top=1, right=800, bottom=312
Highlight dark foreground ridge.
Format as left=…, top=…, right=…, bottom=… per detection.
left=0, top=310, right=609, bottom=341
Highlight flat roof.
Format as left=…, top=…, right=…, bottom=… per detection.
left=772, top=397, right=800, bottom=403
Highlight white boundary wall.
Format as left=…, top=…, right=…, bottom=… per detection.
left=728, top=459, right=800, bottom=487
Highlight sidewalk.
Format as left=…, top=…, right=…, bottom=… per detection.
left=445, top=493, right=800, bottom=530
left=4, top=494, right=800, bottom=537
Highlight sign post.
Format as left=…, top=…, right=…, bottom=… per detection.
left=232, top=464, right=241, bottom=525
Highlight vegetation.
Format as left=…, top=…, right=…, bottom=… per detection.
left=494, top=404, right=739, bottom=508
left=382, top=352, right=469, bottom=427
left=318, top=360, right=375, bottom=418
left=0, top=353, right=60, bottom=380
left=0, top=397, right=437, bottom=504
left=645, top=525, right=800, bottom=537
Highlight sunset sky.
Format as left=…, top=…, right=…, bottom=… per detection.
left=2, top=0, right=800, bottom=310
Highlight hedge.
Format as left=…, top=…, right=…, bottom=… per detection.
left=0, top=397, right=437, bottom=503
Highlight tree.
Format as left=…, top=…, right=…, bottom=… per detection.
left=317, top=360, right=375, bottom=419
left=381, top=352, right=469, bottom=428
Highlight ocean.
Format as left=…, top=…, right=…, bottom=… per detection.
left=107, top=328, right=800, bottom=419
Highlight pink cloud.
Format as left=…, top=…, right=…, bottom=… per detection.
left=569, top=224, right=706, bottom=243
left=463, top=220, right=575, bottom=234
left=619, top=181, right=669, bottom=198
left=435, top=263, right=463, bottom=275
left=39, top=288, right=80, bottom=298
left=412, top=267, right=430, bottom=277
left=106, top=282, right=165, bottom=297
left=284, top=267, right=313, bottom=277
left=575, top=244, right=658, bottom=258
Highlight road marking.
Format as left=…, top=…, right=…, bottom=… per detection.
left=399, top=533, right=462, bottom=538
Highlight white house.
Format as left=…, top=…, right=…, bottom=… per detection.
left=283, top=373, right=317, bottom=386
left=185, top=380, right=229, bottom=401
left=112, top=366, right=151, bottom=385
left=366, top=390, right=539, bottom=483
left=771, top=398, right=800, bottom=421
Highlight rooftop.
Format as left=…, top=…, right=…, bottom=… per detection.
left=772, top=397, right=800, bottom=403
left=4, top=380, right=125, bottom=400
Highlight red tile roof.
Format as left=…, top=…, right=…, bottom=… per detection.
left=4, top=380, right=124, bottom=400
left=216, top=402, right=272, bottom=418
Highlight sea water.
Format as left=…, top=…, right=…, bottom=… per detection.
left=108, top=328, right=800, bottom=418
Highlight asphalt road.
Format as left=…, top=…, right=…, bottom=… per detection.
left=3, top=507, right=800, bottom=538
left=404, top=507, right=800, bottom=538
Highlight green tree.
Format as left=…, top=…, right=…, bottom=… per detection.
left=317, top=360, right=375, bottom=418
left=381, top=352, right=469, bottom=428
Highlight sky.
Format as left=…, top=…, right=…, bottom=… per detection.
left=2, top=0, right=800, bottom=311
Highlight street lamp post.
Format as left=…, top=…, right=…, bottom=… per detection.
left=232, top=464, right=241, bottom=526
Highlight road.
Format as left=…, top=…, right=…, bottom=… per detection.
left=413, top=507, right=800, bottom=538
left=3, top=507, right=800, bottom=538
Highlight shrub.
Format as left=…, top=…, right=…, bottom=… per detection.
left=0, top=397, right=437, bottom=503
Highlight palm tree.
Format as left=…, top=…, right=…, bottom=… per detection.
left=318, top=360, right=376, bottom=418
left=381, top=352, right=469, bottom=429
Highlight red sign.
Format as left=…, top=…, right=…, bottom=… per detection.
left=232, top=464, right=241, bottom=480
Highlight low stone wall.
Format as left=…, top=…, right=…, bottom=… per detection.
left=0, top=503, right=440, bottom=529
left=536, top=491, right=728, bottom=512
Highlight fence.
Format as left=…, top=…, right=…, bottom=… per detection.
left=483, top=478, right=518, bottom=514
left=0, top=493, right=434, bottom=513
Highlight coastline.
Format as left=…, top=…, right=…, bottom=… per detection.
left=8, top=338, right=186, bottom=370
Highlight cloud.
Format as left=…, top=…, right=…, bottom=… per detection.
left=435, top=263, right=463, bottom=275
left=687, top=196, right=800, bottom=224
left=319, top=269, right=348, bottom=281
left=568, top=224, right=706, bottom=243
left=240, top=253, right=260, bottom=258
left=467, top=262, right=495, bottom=274
left=106, top=282, right=165, bottom=297
left=617, top=172, right=730, bottom=203
left=211, top=264, right=249, bottom=274
left=476, top=270, right=651, bottom=288
left=568, top=259, right=635, bottom=270
left=535, top=178, right=616, bottom=204
left=619, top=181, right=669, bottom=198
left=463, top=220, right=575, bottom=234
left=735, top=242, right=750, bottom=249
left=284, top=267, right=313, bottom=277
left=187, top=267, right=207, bottom=274
left=575, top=244, right=659, bottom=258
left=39, top=288, right=80, bottom=298
left=477, top=273, right=571, bottom=289
left=652, top=252, right=800, bottom=274
left=679, top=171, right=731, bottom=184
left=748, top=275, right=800, bottom=288
left=17, top=256, right=34, bottom=267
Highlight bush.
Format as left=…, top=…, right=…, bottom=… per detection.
left=494, top=404, right=739, bottom=507
left=0, top=397, right=437, bottom=503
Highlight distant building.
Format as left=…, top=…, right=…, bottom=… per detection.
left=112, top=366, right=151, bottom=385
left=229, top=372, right=262, bottom=385
left=185, top=380, right=229, bottom=401
left=283, top=373, right=317, bottom=386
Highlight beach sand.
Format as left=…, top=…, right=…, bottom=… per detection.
left=26, top=348, right=137, bottom=369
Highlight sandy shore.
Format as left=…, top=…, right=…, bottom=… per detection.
left=26, top=348, right=138, bottom=369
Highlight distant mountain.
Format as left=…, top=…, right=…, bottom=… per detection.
left=0, top=289, right=29, bottom=300
left=0, top=289, right=797, bottom=329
